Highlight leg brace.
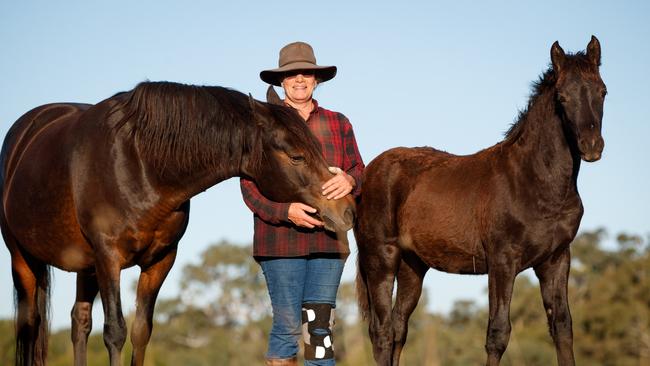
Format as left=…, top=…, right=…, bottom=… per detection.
left=301, top=303, right=335, bottom=360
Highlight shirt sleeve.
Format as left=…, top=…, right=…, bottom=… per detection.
left=240, top=177, right=291, bottom=225
left=341, top=118, right=365, bottom=197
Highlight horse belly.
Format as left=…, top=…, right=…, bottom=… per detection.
left=402, top=229, right=487, bottom=274
left=396, top=155, right=492, bottom=274
left=398, top=196, right=487, bottom=274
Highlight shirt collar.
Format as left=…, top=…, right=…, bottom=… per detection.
left=310, top=99, right=319, bottom=114
left=283, top=99, right=319, bottom=117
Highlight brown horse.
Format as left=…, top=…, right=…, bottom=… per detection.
left=0, top=81, right=355, bottom=366
left=355, top=36, right=606, bottom=366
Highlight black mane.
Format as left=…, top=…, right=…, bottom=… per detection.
left=113, top=81, right=322, bottom=178
left=115, top=81, right=255, bottom=176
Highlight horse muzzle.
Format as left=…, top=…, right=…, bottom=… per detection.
left=579, top=135, right=604, bottom=162
left=320, top=199, right=355, bottom=232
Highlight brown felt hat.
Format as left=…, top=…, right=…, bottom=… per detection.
left=260, top=42, right=337, bottom=86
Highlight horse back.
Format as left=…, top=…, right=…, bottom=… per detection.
left=1, top=103, right=90, bottom=192
left=356, top=146, right=451, bottom=245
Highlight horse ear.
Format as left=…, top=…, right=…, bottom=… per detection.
left=248, top=93, right=258, bottom=111
left=550, top=41, right=566, bottom=74
left=587, top=35, right=601, bottom=66
left=248, top=93, right=268, bottom=127
left=266, top=85, right=283, bottom=106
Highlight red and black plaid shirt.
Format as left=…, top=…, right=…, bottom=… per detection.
left=240, top=100, right=364, bottom=257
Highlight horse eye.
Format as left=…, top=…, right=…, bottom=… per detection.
left=601, top=89, right=608, bottom=98
left=289, top=155, right=305, bottom=164
left=557, top=94, right=568, bottom=103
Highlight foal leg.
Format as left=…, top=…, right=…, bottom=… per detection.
left=71, top=272, right=99, bottom=366
left=95, top=252, right=127, bottom=366
left=485, top=263, right=517, bottom=366
left=391, top=253, right=428, bottom=366
left=130, top=248, right=177, bottom=366
left=360, top=242, right=401, bottom=366
left=533, top=248, right=575, bottom=366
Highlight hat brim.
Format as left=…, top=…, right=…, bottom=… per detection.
left=260, top=62, right=337, bottom=86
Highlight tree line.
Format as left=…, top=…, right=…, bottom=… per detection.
left=0, top=228, right=648, bottom=365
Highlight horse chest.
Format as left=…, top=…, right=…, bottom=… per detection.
left=514, top=195, right=584, bottom=268
left=128, top=209, right=189, bottom=267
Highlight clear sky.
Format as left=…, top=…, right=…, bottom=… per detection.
left=1, top=1, right=648, bottom=331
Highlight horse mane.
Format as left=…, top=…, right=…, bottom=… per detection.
left=114, top=81, right=259, bottom=177
left=264, top=102, right=325, bottom=163
left=503, top=50, right=598, bottom=145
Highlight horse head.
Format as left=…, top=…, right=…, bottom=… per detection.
left=242, top=91, right=355, bottom=232
left=551, top=35, right=606, bottom=162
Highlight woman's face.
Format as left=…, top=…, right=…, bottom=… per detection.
left=281, top=70, right=317, bottom=104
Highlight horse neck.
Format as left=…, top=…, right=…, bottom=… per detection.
left=504, top=90, right=580, bottom=189
left=136, top=125, right=255, bottom=207
left=114, top=83, right=260, bottom=208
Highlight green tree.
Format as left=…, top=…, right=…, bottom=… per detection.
left=571, top=229, right=650, bottom=365
left=0, top=319, right=15, bottom=365
left=177, top=240, right=270, bottom=326
left=146, top=239, right=271, bottom=365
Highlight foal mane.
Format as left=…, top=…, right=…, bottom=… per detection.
left=114, top=81, right=259, bottom=176
left=503, top=50, right=598, bottom=145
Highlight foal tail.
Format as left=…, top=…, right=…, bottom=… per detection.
left=355, top=249, right=371, bottom=321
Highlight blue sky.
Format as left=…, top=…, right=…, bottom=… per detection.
left=1, top=1, right=648, bottom=331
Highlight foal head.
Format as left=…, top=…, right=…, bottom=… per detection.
left=243, top=99, right=355, bottom=232
left=551, top=36, right=606, bottom=162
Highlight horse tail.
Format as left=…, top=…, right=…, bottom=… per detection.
left=354, top=208, right=371, bottom=321
left=355, top=257, right=371, bottom=321
left=13, top=262, right=51, bottom=366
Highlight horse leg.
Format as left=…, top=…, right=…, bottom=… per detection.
left=130, top=248, right=177, bottom=366
left=95, top=252, right=126, bottom=366
left=391, top=252, right=428, bottom=366
left=360, top=242, right=401, bottom=366
left=4, top=232, right=50, bottom=366
left=71, top=272, right=99, bottom=366
left=533, top=247, right=575, bottom=366
left=485, top=263, right=517, bottom=366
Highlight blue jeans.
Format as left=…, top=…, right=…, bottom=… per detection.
left=259, top=255, right=346, bottom=366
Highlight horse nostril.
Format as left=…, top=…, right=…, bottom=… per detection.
left=323, top=216, right=337, bottom=231
left=591, top=137, right=603, bottom=151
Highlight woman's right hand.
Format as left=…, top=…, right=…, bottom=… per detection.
left=288, top=203, right=324, bottom=228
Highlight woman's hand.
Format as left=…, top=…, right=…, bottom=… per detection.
left=288, top=202, right=324, bottom=228
left=321, top=167, right=355, bottom=200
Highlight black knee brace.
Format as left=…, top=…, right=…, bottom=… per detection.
left=301, top=303, right=335, bottom=360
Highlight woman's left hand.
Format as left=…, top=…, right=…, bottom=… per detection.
left=321, top=167, right=355, bottom=200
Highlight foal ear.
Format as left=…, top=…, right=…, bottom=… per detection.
left=266, top=85, right=283, bottom=106
left=587, top=35, right=601, bottom=66
left=551, top=41, right=566, bottom=74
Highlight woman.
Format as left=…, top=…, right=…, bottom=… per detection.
left=240, top=41, right=364, bottom=366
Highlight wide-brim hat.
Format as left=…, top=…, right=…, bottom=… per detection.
left=260, top=41, right=337, bottom=86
